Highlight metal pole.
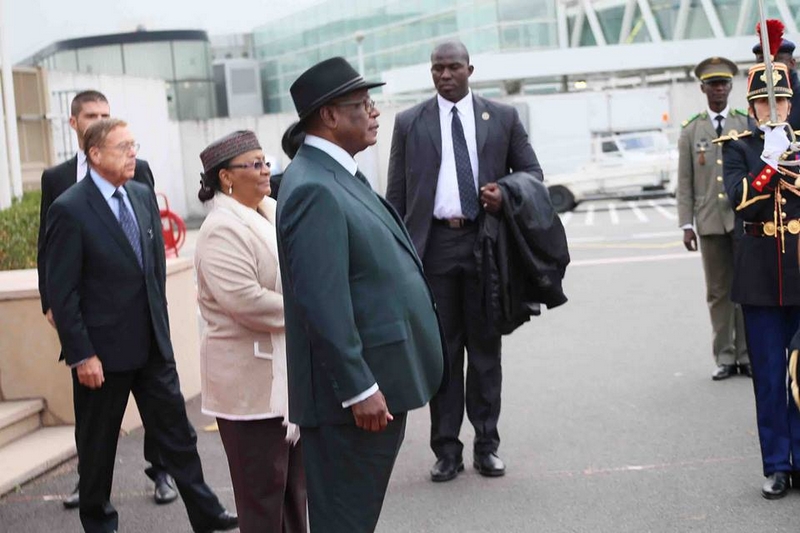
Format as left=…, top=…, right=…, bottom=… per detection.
left=0, top=0, right=10, bottom=209
left=757, top=0, right=778, bottom=123
left=355, top=31, right=365, bottom=76
left=0, top=0, right=21, bottom=199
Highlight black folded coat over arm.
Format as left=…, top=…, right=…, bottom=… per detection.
left=476, top=171, right=570, bottom=335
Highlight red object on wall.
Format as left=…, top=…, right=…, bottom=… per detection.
left=157, top=193, right=186, bottom=258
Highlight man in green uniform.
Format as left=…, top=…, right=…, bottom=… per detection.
left=677, top=56, right=751, bottom=380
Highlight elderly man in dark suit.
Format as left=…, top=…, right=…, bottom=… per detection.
left=36, top=90, right=175, bottom=509
left=277, top=57, right=445, bottom=532
left=46, top=118, right=237, bottom=533
left=387, top=41, right=542, bottom=482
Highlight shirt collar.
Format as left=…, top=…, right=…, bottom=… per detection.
left=437, top=90, right=473, bottom=117
left=304, top=134, right=359, bottom=176
left=708, top=105, right=729, bottom=120
left=89, top=168, right=124, bottom=201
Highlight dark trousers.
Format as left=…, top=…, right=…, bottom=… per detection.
left=301, top=413, right=407, bottom=533
left=217, top=417, right=307, bottom=533
left=73, top=353, right=224, bottom=533
left=424, top=223, right=502, bottom=459
left=742, top=305, right=800, bottom=476
left=77, top=428, right=165, bottom=482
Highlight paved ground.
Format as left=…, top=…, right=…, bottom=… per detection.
left=2, top=198, right=798, bottom=532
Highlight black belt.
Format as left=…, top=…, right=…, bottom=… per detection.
left=743, top=219, right=800, bottom=237
left=433, top=217, right=476, bottom=229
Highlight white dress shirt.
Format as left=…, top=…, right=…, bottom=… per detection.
left=707, top=105, right=729, bottom=133
left=76, top=150, right=88, bottom=182
left=89, top=168, right=139, bottom=226
left=434, top=91, right=480, bottom=219
left=302, top=135, right=379, bottom=408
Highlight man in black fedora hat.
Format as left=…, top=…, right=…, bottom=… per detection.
left=276, top=57, right=445, bottom=532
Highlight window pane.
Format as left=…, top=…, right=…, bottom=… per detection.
left=175, top=81, right=216, bottom=120
left=123, top=42, right=175, bottom=79
left=77, top=45, right=123, bottom=75
left=53, top=50, right=78, bottom=71
left=173, top=41, right=211, bottom=79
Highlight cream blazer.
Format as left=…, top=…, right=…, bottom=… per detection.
left=195, top=193, right=285, bottom=420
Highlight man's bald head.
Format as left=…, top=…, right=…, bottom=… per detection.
left=430, top=41, right=473, bottom=103
left=431, top=41, right=470, bottom=64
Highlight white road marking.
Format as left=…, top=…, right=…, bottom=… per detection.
left=608, top=203, right=619, bottom=225
left=571, top=252, right=700, bottom=267
left=647, top=200, right=677, bottom=220
left=632, top=230, right=678, bottom=239
left=625, top=201, right=649, bottom=222
left=584, top=204, right=595, bottom=226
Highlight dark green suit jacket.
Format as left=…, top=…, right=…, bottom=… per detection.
left=277, top=144, right=445, bottom=427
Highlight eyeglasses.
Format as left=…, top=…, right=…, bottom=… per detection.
left=103, top=142, right=140, bottom=155
left=227, top=159, right=271, bottom=171
left=332, top=98, right=376, bottom=114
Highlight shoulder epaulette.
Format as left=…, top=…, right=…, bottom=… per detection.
left=712, top=129, right=753, bottom=144
left=681, top=112, right=705, bottom=128
left=732, top=108, right=749, bottom=117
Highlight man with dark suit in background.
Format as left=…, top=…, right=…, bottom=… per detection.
left=46, top=118, right=237, bottom=533
left=277, top=57, right=445, bottom=532
left=387, top=41, right=542, bottom=482
left=36, top=90, right=175, bottom=509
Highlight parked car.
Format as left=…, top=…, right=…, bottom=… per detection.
left=547, top=129, right=678, bottom=212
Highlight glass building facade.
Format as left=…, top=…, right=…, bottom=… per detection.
left=254, top=0, right=800, bottom=112
left=254, top=0, right=558, bottom=111
left=27, top=30, right=217, bottom=120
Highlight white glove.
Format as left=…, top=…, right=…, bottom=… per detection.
left=761, top=124, right=791, bottom=168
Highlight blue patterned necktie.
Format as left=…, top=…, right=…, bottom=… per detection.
left=112, top=189, right=143, bottom=269
left=451, top=106, right=479, bottom=220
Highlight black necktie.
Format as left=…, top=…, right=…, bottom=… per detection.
left=355, top=170, right=371, bottom=190
left=112, top=189, right=143, bottom=269
left=715, top=115, right=723, bottom=137
left=451, top=107, right=479, bottom=220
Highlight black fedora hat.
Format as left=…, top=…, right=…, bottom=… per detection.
left=289, top=57, right=384, bottom=125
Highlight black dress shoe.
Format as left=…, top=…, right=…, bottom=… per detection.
left=473, top=452, right=506, bottom=477
left=153, top=472, right=178, bottom=505
left=62, top=482, right=79, bottom=509
left=738, top=363, right=753, bottom=378
left=197, top=510, right=238, bottom=532
left=712, top=364, right=737, bottom=381
left=762, top=472, right=790, bottom=499
left=430, top=456, right=464, bottom=482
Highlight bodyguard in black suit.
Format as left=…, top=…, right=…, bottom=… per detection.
left=46, top=118, right=237, bottom=533
left=35, top=90, right=174, bottom=509
left=387, top=41, right=542, bottom=482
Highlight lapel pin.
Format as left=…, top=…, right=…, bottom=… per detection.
left=482, top=112, right=490, bottom=121
left=147, top=228, right=154, bottom=239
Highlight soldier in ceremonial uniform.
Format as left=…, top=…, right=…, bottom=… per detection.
left=718, top=56, right=800, bottom=500
left=677, top=56, right=750, bottom=381
left=754, top=34, right=800, bottom=131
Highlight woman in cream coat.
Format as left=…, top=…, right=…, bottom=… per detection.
left=196, top=130, right=306, bottom=533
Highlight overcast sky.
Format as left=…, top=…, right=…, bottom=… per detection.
left=7, top=0, right=322, bottom=62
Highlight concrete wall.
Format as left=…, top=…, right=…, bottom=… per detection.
left=0, top=258, right=200, bottom=434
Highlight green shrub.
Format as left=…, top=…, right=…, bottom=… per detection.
left=0, top=191, right=41, bottom=271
